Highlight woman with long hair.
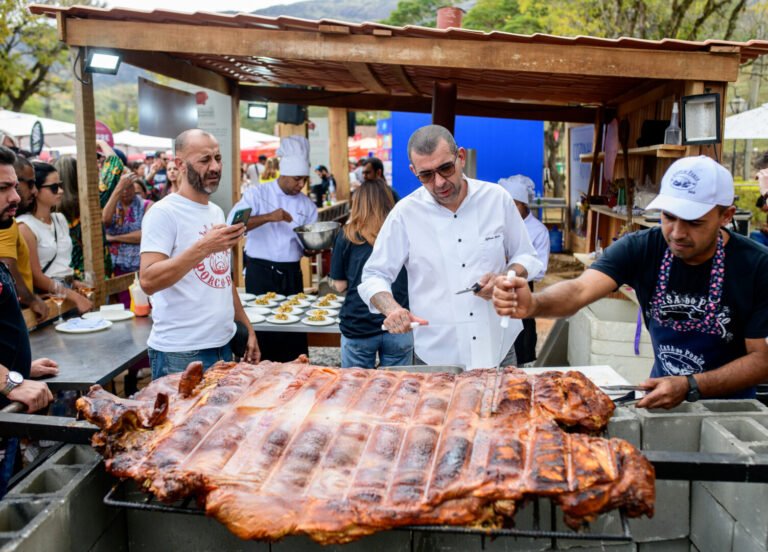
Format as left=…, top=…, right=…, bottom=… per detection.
left=56, top=155, right=116, bottom=280
left=165, top=159, right=180, bottom=195
left=329, top=179, right=412, bottom=368
left=17, top=162, right=92, bottom=313
left=259, top=157, right=279, bottom=183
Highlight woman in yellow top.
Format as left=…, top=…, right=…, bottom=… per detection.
left=259, top=157, right=280, bottom=183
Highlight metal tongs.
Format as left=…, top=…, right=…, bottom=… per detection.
left=600, top=385, right=648, bottom=406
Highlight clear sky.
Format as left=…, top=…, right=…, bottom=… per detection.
left=103, top=0, right=304, bottom=14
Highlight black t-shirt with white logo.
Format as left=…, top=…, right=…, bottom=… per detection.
left=0, top=262, right=31, bottom=405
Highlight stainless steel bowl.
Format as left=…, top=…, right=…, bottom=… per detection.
left=293, top=221, right=341, bottom=251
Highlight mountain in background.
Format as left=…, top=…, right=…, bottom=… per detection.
left=251, top=0, right=400, bottom=22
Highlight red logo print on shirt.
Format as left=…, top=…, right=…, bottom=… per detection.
left=194, top=225, right=232, bottom=289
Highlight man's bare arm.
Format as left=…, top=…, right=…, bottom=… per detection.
left=0, top=256, right=38, bottom=306
left=371, top=291, right=401, bottom=316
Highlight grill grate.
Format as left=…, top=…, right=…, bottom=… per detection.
left=104, top=478, right=633, bottom=548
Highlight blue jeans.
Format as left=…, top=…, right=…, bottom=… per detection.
left=341, top=333, right=414, bottom=369
left=149, top=344, right=233, bottom=380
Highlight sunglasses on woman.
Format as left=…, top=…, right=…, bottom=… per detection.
left=39, top=182, right=63, bottom=194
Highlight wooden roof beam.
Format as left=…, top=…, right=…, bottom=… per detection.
left=239, top=85, right=600, bottom=123
left=121, top=51, right=231, bottom=95
left=60, top=18, right=742, bottom=83
left=389, top=64, right=421, bottom=96
left=344, top=62, right=389, bottom=94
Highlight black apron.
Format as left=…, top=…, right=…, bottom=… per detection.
left=245, top=256, right=308, bottom=362
left=514, top=282, right=537, bottom=365
left=647, top=234, right=754, bottom=398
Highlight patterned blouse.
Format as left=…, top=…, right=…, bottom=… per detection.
left=106, top=196, right=150, bottom=272
left=68, top=155, right=123, bottom=278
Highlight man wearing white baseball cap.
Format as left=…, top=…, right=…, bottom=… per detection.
left=492, top=156, right=768, bottom=408
left=498, top=175, right=550, bottom=365
left=228, top=135, right=318, bottom=362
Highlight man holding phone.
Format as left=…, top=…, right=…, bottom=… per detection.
left=140, top=129, right=259, bottom=379
left=228, top=136, right=318, bottom=362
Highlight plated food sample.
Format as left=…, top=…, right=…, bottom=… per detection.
left=265, top=313, right=299, bottom=324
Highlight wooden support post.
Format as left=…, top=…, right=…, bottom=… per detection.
left=328, top=107, right=350, bottom=200
left=432, top=82, right=457, bottom=134
left=585, top=107, right=605, bottom=252
left=71, top=47, right=106, bottom=306
left=230, top=84, right=244, bottom=288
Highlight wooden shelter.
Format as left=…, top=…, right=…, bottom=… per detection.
left=28, top=4, right=768, bottom=307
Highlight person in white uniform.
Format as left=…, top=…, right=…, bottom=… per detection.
left=140, top=129, right=259, bottom=379
left=228, top=135, right=318, bottom=362
left=358, top=125, right=542, bottom=370
left=498, top=175, right=550, bottom=365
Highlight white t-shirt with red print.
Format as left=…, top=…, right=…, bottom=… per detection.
left=140, top=192, right=236, bottom=352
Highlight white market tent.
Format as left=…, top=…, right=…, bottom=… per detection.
left=724, top=103, right=768, bottom=140
left=113, top=130, right=172, bottom=152
left=240, top=128, right=279, bottom=149
left=0, top=109, right=77, bottom=149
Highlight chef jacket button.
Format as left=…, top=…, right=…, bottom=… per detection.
left=458, top=238, right=462, bottom=243
left=470, top=312, right=473, bottom=316
left=472, top=336, right=477, bottom=340
left=462, top=263, right=466, bottom=268
left=454, top=214, right=457, bottom=219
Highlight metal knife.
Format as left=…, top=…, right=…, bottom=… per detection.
left=455, top=282, right=482, bottom=295
left=490, top=269, right=516, bottom=415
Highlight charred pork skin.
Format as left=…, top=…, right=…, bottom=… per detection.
left=78, top=361, right=654, bottom=544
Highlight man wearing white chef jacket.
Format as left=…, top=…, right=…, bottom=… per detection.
left=358, top=125, right=542, bottom=370
left=498, top=175, right=550, bottom=365
left=493, top=156, right=768, bottom=409
left=228, top=135, right=318, bottom=362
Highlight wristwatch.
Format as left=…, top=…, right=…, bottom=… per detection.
left=1, top=371, right=23, bottom=396
left=685, top=374, right=701, bottom=402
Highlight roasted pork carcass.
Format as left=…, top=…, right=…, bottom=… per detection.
left=78, top=361, right=654, bottom=544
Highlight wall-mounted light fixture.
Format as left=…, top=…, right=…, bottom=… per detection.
left=247, top=102, right=269, bottom=119
left=85, top=49, right=122, bottom=75
left=681, top=93, right=721, bottom=145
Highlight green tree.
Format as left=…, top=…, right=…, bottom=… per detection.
left=0, top=0, right=101, bottom=112
left=463, top=0, right=546, bottom=34
left=526, top=0, right=748, bottom=41
left=382, top=0, right=457, bottom=27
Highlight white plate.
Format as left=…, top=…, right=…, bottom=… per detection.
left=319, top=294, right=345, bottom=303
left=305, top=308, right=339, bottom=318
left=280, top=299, right=311, bottom=308
left=257, top=293, right=286, bottom=301
left=83, top=310, right=135, bottom=322
left=311, top=300, right=343, bottom=309
left=238, top=292, right=257, bottom=301
left=266, top=314, right=300, bottom=324
left=245, top=306, right=272, bottom=315
left=248, top=298, right=278, bottom=308
left=244, top=311, right=266, bottom=324
left=287, top=293, right=317, bottom=301
left=271, top=306, right=305, bottom=316
left=301, top=316, right=337, bottom=326
left=55, top=318, right=113, bottom=334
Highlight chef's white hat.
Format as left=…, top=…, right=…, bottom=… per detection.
left=277, top=136, right=310, bottom=177
left=498, top=175, right=535, bottom=205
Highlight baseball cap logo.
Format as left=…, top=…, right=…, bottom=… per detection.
left=669, top=170, right=700, bottom=195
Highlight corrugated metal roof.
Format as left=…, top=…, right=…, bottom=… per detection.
left=29, top=4, right=768, bottom=64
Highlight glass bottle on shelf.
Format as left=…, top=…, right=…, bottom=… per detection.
left=595, top=238, right=604, bottom=259
left=664, top=102, right=682, bottom=145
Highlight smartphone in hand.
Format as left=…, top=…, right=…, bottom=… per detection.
left=231, top=207, right=252, bottom=226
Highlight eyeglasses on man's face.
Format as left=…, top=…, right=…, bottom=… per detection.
left=415, top=153, right=458, bottom=184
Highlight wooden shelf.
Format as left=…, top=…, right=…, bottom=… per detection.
left=589, top=204, right=658, bottom=228
left=579, top=144, right=687, bottom=163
